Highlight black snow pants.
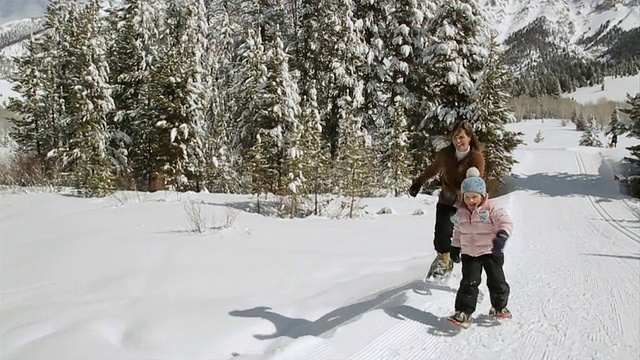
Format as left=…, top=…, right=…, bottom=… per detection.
left=455, top=254, right=510, bottom=315
left=433, top=202, right=457, bottom=254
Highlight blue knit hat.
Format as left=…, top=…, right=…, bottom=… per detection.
left=461, top=167, right=486, bottom=197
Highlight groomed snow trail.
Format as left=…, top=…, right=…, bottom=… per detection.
left=259, top=124, right=640, bottom=360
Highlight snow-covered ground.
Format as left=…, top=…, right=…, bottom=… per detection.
left=1, top=119, right=640, bottom=359
left=562, top=73, right=640, bottom=105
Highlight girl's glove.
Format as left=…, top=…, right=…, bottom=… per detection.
left=492, top=230, right=509, bottom=255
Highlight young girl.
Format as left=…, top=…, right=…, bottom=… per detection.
left=447, top=167, right=514, bottom=328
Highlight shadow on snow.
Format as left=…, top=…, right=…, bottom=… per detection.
left=205, top=200, right=283, bottom=217
left=228, top=280, right=456, bottom=340
left=383, top=305, right=502, bottom=337
left=500, top=158, right=635, bottom=201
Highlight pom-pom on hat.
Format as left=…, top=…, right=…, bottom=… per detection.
left=461, top=167, right=486, bottom=197
left=466, top=167, right=480, bottom=178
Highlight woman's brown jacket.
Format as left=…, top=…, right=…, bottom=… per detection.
left=414, top=144, right=485, bottom=205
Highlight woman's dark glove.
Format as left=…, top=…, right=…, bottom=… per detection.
left=450, top=246, right=461, bottom=263
left=408, top=179, right=422, bottom=197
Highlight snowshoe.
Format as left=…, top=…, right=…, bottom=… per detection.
left=489, top=307, right=512, bottom=319
left=424, top=252, right=454, bottom=284
left=447, top=311, right=472, bottom=329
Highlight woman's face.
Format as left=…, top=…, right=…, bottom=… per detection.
left=452, top=130, right=471, bottom=152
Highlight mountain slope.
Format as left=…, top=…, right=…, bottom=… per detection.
left=479, top=0, right=640, bottom=43
left=477, top=0, right=640, bottom=96
left=0, top=18, right=45, bottom=77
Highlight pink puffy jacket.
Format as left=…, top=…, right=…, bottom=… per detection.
left=451, top=197, right=513, bottom=257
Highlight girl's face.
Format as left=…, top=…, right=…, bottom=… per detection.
left=464, top=192, right=483, bottom=208
left=452, top=130, right=471, bottom=152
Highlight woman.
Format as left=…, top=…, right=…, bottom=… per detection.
left=408, top=121, right=485, bottom=282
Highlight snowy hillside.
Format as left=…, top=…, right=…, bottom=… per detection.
left=479, top=0, right=640, bottom=42
left=0, top=17, right=46, bottom=78
left=2, top=119, right=639, bottom=359
left=0, top=17, right=45, bottom=58
left=562, top=73, right=640, bottom=104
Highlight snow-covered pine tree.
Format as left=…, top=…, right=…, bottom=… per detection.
left=150, top=0, right=210, bottom=191
left=314, top=0, right=371, bottom=214
left=203, top=4, right=242, bottom=193
left=380, top=98, right=412, bottom=196
left=236, top=27, right=270, bottom=200
left=336, top=98, right=371, bottom=218
left=246, top=28, right=302, bottom=202
left=393, top=0, right=437, bottom=173
left=575, top=112, right=588, bottom=131
left=606, top=107, right=626, bottom=136
left=579, top=116, right=604, bottom=148
left=419, top=0, right=491, bottom=159
left=296, top=80, right=332, bottom=215
left=106, top=0, right=163, bottom=190
left=256, top=0, right=294, bottom=46
left=352, top=0, right=391, bottom=131
left=293, top=0, right=333, bottom=202
left=388, top=0, right=437, bottom=103
left=295, top=0, right=327, bottom=153
left=8, top=0, right=75, bottom=180
left=570, top=108, right=579, bottom=125
left=58, top=0, right=116, bottom=196
left=468, top=38, right=523, bottom=187
left=352, top=0, right=393, bottom=190
left=295, top=0, right=324, bottom=87
left=357, top=0, right=429, bottom=190
left=7, top=35, right=57, bottom=163
left=621, top=93, right=640, bottom=165
left=315, top=0, right=367, bottom=160
left=178, top=0, right=210, bottom=192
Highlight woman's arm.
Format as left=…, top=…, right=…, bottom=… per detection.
left=415, top=151, right=444, bottom=186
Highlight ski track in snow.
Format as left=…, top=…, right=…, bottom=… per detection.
left=263, top=132, right=640, bottom=360
left=507, top=149, right=628, bottom=359
left=575, top=153, right=640, bottom=245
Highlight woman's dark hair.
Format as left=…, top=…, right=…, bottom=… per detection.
left=450, top=121, right=482, bottom=150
